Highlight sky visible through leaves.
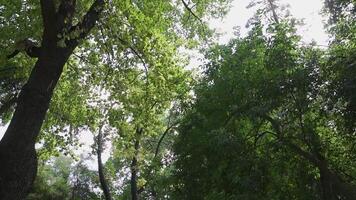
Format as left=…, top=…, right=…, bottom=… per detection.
left=0, top=0, right=328, bottom=168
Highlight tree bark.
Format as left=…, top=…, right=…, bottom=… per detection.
left=0, top=46, right=73, bottom=199
left=131, top=128, right=142, bottom=200
left=96, top=126, right=112, bottom=200
left=0, top=0, right=104, bottom=199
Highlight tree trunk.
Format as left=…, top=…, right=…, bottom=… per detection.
left=97, top=126, right=112, bottom=200
left=264, top=115, right=356, bottom=200
left=0, top=47, right=72, bottom=199
left=131, top=128, right=142, bottom=200
left=318, top=162, right=356, bottom=200
left=131, top=139, right=140, bottom=200
left=283, top=135, right=356, bottom=199
left=0, top=0, right=104, bottom=199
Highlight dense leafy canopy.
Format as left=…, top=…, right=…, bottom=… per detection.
left=0, top=0, right=355, bottom=199
left=172, top=1, right=356, bottom=199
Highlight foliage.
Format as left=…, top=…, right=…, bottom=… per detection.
left=172, top=8, right=356, bottom=199
left=1, top=0, right=356, bottom=199
left=27, top=155, right=100, bottom=200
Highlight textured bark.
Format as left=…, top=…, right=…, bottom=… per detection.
left=0, top=0, right=104, bottom=199
left=0, top=47, right=72, bottom=199
left=97, top=126, right=112, bottom=200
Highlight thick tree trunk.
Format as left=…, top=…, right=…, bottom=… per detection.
left=284, top=135, right=356, bottom=199
left=0, top=48, right=72, bottom=199
left=0, top=0, right=104, bottom=199
left=97, top=126, right=112, bottom=200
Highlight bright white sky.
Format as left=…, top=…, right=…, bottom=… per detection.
left=0, top=0, right=329, bottom=167
left=211, top=0, right=328, bottom=45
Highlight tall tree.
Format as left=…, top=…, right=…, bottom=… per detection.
left=0, top=0, right=231, bottom=199
left=0, top=1, right=105, bottom=198
left=173, top=4, right=356, bottom=199
left=96, top=124, right=113, bottom=200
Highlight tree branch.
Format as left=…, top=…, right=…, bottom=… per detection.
left=262, top=114, right=320, bottom=166
left=182, top=0, right=203, bottom=23
left=267, top=0, right=280, bottom=24
left=7, top=39, right=41, bottom=59
left=68, top=0, right=105, bottom=46
left=181, top=0, right=203, bottom=23
left=40, top=0, right=57, bottom=40
left=40, top=0, right=56, bottom=29
left=154, top=122, right=179, bottom=158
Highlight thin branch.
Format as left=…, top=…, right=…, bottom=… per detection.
left=116, top=37, right=149, bottom=74
left=98, top=24, right=115, bottom=64
left=102, top=21, right=149, bottom=79
left=6, top=50, right=20, bottom=59
left=262, top=114, right=320, bottom=166
left=154, top=122, right=179, bottom=158
left=73, top=53, right=92, bottom=64
left=181, top=0, right=203, bottom=23
left=267, top=0, right=279, bottom=24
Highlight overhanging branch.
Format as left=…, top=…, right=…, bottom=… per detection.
left=262, top=114, right=320, bottom=166
left=7, top=39, right=41, bottom=59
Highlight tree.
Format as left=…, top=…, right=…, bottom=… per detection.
left=0, top=0, right=230, bottom=199
left=173, top=3, right=356, bottom=199
left=27, top=156, right=73, bottom=200
left=27, top=155, right=101, bottom=200
left=105, top=49, right=191, bottom=199
left=323, top=0, right=356, bottom=134
left=0, top=1, right=105, bottom=198
left=70, top=159, right=101, bottom=200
